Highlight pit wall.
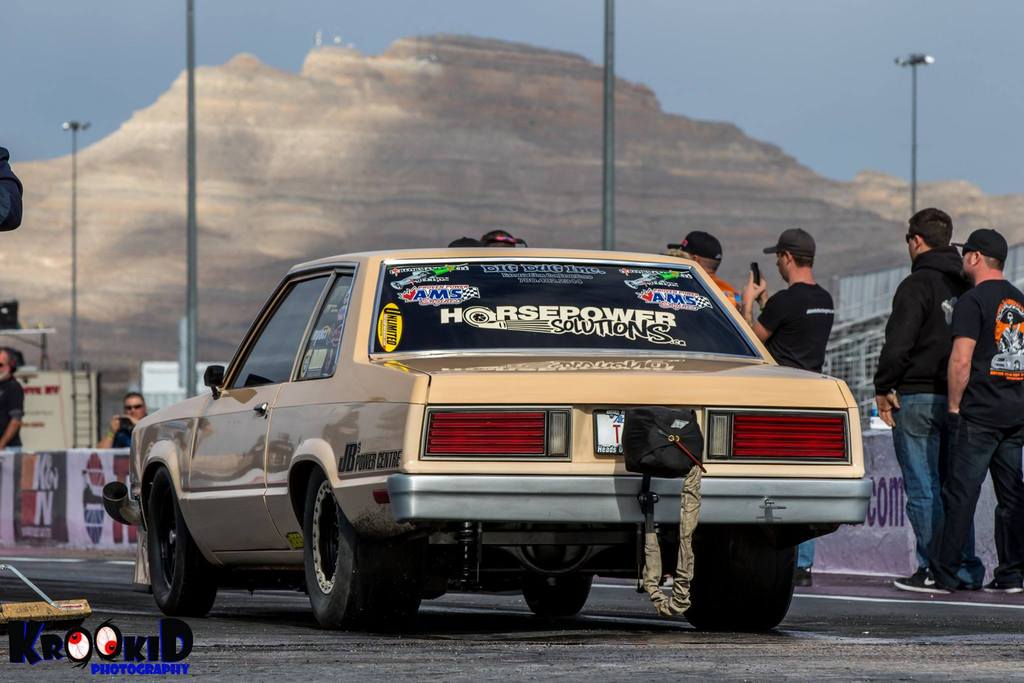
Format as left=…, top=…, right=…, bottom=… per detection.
left=0, top=441, right=1009, bottom=578
left=816, top=430, right=1005, bottom=580
left=0, top=449, right=135, bottom=551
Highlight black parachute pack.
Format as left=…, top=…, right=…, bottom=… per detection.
left=622, top=406, right=707, bottom=616
left=622, top=406, right=705, bottom=478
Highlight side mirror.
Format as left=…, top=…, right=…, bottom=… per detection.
left=203, top=365, right=225, bottom=399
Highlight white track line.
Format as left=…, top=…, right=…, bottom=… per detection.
left=594, top=582, right=1024, bottom=611
left=793, top=593, right=1024, bottom=611
left=0, top=556, right=84, bottom=563
left=105, top=560, right=135, bottom=566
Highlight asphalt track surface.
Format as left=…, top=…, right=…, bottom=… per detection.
left=0, top=557, right=1022, bottom=680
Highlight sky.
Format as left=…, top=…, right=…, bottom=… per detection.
left=3, top=1, right=1023, bottom=194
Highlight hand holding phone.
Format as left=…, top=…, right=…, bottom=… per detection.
left=751, top=262, right=761, bottom=285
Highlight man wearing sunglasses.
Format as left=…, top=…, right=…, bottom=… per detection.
left=874, top=208, right=985, bottom=594
left=0, top=348, right=24, bottom=452
left=97, top=392, right=148, bottom=449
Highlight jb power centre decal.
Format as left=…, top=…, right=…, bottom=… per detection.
left=636, top=288, right=712, bottom=312
left=399, top=284, right=480, bottom=306
left=440, top=305, right=687, bottom=347
left=339, top=442, right=402, bottom=474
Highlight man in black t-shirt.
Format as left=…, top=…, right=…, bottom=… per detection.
left=0, top=348, right=24, bottom=451
left=930, top=229, right=1024, bottom=593
left=742, top=228, right=835, bottom=372
left=742, top=228, right=835, bottom=585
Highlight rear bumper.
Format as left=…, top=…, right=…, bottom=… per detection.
left=388, top=474, right=870, bottom=525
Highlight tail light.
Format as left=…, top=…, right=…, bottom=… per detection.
left=707, top=411, right=847, bottom=462
left=424, top=409, right=571, bottom=459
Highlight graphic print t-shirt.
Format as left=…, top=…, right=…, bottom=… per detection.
left=758, top=283, right=835, bottom=373
left=951, top=279, right=1024, bottom=429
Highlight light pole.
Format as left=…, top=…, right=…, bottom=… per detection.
left=62, top=120, right=90, bottom=375
left=185, top=0, right=198, bottom=396
left=601, top=0, right=615, bottom=250
left=894, top=53, right=934, bottom=214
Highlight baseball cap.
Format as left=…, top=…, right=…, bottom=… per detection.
left=667, top=231, right=722, bottom=260
left=447, top=236, right=481, bottom=247
left=953, top=228, right=1008, bottom=262
left=480, top=229, right=527, bottom=247
left=763, top=228, right=816, bottom=258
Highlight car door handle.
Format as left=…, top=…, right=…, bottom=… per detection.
left=253, top=402, right=269, bottom=418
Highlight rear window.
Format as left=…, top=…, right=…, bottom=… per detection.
left=372, top=259, right=756, bottom=357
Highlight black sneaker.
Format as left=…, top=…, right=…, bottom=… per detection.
left=794, top=567, right=812, bottom=587
left=983, top=580, right=1023, bottom=594
left=893, top=569, right=948, bottom=594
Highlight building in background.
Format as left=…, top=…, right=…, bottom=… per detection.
left=141, top=361, right=223, bottom=412
left=18, top=369, right=98, bottom=450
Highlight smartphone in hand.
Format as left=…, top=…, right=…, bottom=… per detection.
left=751, top=262, right=761, bottom=285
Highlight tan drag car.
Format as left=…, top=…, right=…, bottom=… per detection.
left=104, top=248, right=869, bottom=631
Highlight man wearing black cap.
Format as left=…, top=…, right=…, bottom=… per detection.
left=875, top=208, right=984, bottom=593
left=930, top=228, right=1024, bottom=594
left=742, top=228, right=835, bottom=585
left=667, top=231, right=741, bottom=308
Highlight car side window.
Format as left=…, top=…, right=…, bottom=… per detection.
left=297, top=275, right=354, bottom=381
left=231, top=276, right=329, bottom=389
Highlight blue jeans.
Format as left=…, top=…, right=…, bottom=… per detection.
left=797, top=540, right=815, bottom=569
left=892, top=393, right=985, bottom=586
left=932, top=416, right=1024, bottom=589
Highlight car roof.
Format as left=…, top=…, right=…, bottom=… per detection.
left=288, top=248, right=699, bottom=274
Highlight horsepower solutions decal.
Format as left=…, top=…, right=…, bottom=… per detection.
left=440, top=305, right=687, bottom=347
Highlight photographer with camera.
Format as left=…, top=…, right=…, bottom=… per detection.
left=97, top=392, right=148, bottom=448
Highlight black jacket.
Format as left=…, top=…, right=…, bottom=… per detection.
left=0, top=147, right=23, bottom=231
left=874, top=246, right=968, bottom=395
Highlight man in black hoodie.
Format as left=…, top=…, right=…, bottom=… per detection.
left=875, top=208, right=985, bottom=593
left=0, top=147, right=23, bottom=230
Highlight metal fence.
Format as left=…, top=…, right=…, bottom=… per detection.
left=826, top=243, right=1024, bottom=421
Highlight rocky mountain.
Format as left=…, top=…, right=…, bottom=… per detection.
left=6, top=34, right=1023, bottom=376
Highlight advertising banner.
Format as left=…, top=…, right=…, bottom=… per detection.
left=64, top=449, right=136, bottom=549
left=13, top=451, right=68, bottom=543
left=816, top=430, right=1000, bottom=578
left=0, top=451, right=13, bottom=541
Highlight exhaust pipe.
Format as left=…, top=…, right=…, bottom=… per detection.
left=102, top=481, right=142, bottom=526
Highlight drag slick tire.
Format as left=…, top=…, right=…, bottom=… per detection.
left=522, top=573, right=593, bottom=618
left=684, top=526, right=795, bottom=632
left=302, top=469, right=422, bottom=629
left=146, top=468, right=218, bottom=616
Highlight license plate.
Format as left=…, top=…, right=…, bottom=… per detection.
left=594, top=410, right=625, bottom=455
